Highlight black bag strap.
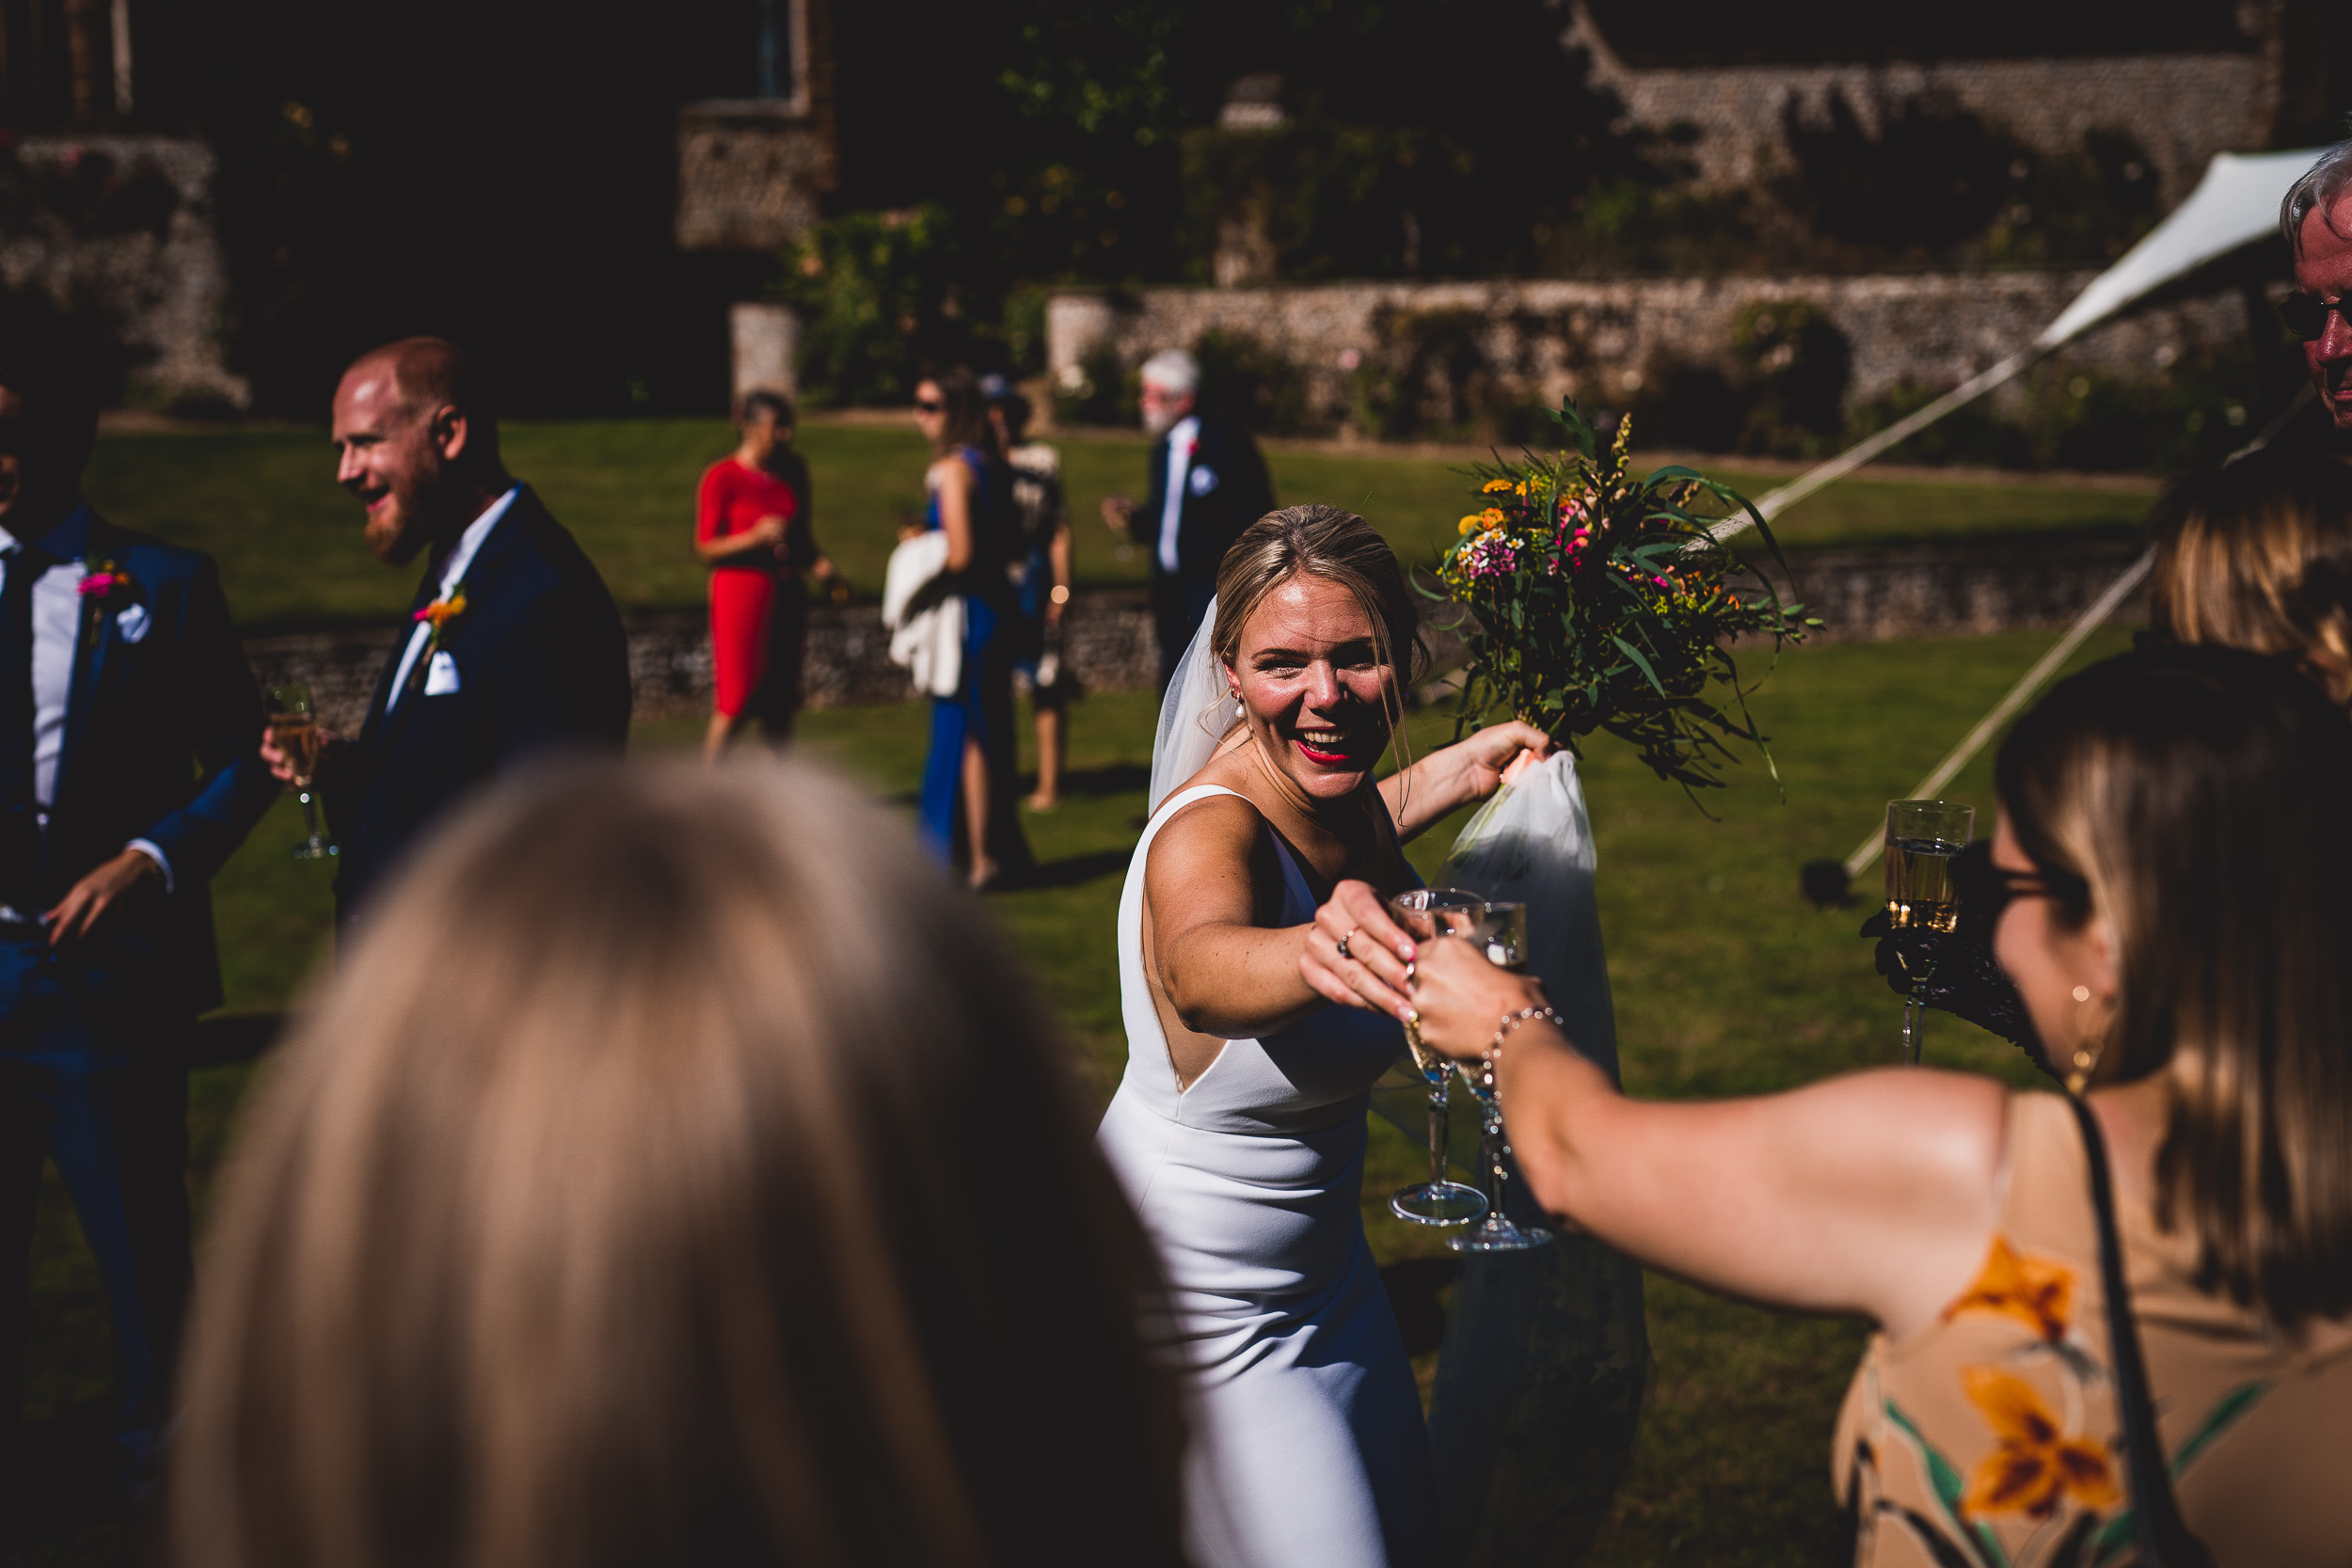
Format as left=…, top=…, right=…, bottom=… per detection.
left=2063, top=1094, right=2216, bottom=1568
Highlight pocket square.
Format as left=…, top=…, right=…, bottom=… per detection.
left=424, top=649, right=462, bottom=696
left=1189, top=466, right=1220, bottom=496
left=115, top=603, right=151, bottom=643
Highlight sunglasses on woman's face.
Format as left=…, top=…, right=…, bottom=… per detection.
left=1979, top=863, right=2090, bottom=927
left=2279, top=292, right=2352, bottom=342
left=914, top=399, right=943, bottom=414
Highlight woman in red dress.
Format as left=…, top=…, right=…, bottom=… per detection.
left=697, top=390, right=835, bottom=760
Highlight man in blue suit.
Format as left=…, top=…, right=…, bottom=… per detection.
left=1100, top=348, right=1277, bottom=688
left=0, top=337, right=280, bottom=1502
left=263, top=339, right=629, bottom=921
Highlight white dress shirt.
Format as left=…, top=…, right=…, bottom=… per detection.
left=1158, top=415, right=1200, bottom=575
left=0, top=532, right=170, bottom=903
left=385, top=485, right=518, bottom=714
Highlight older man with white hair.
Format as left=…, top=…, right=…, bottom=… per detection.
left=1101, top=348, right=1277, bottom=687
left=2283, top=136, right=2352, bottom=437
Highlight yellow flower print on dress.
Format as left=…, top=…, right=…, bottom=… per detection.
left=1959, top=1366, right=2120, bottom=1519
left=1945, top=1233, right=2075, bottom=1341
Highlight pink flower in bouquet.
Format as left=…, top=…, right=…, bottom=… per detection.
left=77, top=573, right=119, bottom=598
left=1460, top=534, right=1521, bottom=580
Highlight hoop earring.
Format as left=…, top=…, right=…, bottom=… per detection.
left=2064, top=983, right=2106, bottom=1096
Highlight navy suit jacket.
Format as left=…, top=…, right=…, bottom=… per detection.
left=328, top=485, right=629, bottom=919
left=1134, top=418, right=1277, bottom=581
left=10, top=503, right=280, bottom=1019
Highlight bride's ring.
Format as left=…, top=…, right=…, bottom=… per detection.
left=1404, top=959, right=1417, bottom=990
left=1338, top=928, right=1358, bottom=961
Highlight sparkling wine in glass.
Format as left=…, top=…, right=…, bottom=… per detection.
left=1884, top=799, right=1973, bottom=1065
left=1386, top=888, right=1488, bottom=1227
left=269, top=684, right=336, bottom=861
left=1449, top=900, right=1553, bottom=1254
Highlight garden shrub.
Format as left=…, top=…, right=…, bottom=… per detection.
left=775, top=206, right=987, bottom=408
left=1051, top=341, right=1136, bottom=429
left=1625, top=360, right=1743, bottom=454
left=1844, top=350, right=2276, bottom=475
left=1350, top=307, right=1539, bottom=443
left=1730, top=298, right=1852, bottom=457
left=1193, top=327, right=1318, bottom=436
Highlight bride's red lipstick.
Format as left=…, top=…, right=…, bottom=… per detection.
left=1294, top=737, right=1351, bottom=765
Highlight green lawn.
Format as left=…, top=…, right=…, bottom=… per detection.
left=14, top=622, right=2132, bottom=1566
left=80, top=420, right=2157, bottom=631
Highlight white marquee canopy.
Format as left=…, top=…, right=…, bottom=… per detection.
left=1712, top=145, right=2333, bottom=545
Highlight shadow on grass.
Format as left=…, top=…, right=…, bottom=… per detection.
left=1015, top=849, right=1133, bottom=890
left=1381, top=1256, right=1462, bottom=1358
left=1042, top=762, right=1150, bottom=799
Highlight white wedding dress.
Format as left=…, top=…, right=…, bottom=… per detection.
left=1098, top=782, right=1433, bottom=1568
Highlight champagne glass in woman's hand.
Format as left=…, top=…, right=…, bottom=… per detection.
left=1447, top=902, right=1552, bottom=1253
left=1403, top=926, right=1558, bottom=1251
left=1386, top=890, right=1490, bottom=1227
left=1883, top=800, right=1974, bottom=1065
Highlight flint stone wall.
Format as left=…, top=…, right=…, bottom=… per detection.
left=1049, top=273, right=2251, bottom=429
left=240, top=546, right=2146, bottom=733
left=1, top=135, right=248, bottom=412
left=1565, top=2, right=2274, bottom=209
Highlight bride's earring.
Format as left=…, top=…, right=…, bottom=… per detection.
left=1231, top=688, right=1244, bottom=720
left=2064, top=983, right=2106, bottom=1096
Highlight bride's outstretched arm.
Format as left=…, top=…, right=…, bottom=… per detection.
left=1377, top=721, right=1554, bottom=840
left=1146, top=795, right=1418, bottom=1048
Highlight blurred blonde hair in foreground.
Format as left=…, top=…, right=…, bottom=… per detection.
left=2149, top=449, right=2352, bottom=707
left=168, top=758, right=1188, bottom=1568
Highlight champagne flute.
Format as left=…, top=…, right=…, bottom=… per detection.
left=1449, top=899, right=1554, bottom=1254
left=269, top=684, right=336, bottom=861
left=1883, top=800, right=1973, bottom=1065
left=1386, top=888, right=1489, bottom=1227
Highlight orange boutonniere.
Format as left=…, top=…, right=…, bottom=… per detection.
left=413, top=586, right=469, bottom=653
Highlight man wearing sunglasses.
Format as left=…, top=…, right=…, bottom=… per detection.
left=2281, top=137, right=2352, bottom=433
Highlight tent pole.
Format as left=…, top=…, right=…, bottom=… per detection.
left=1708, top=346, right=2050, bottom=546
left=1824, top=379, right=2315, bottom=889
left=1836, top=547, right=2154, bottom=882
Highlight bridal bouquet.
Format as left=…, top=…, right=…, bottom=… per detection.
left=1431, top=400, right=1817, bottom=793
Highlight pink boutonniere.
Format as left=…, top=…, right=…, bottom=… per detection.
left=77, top=557, right=135, bottom=602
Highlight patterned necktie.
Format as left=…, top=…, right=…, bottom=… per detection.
left=0, top=544, right=55, bottom=912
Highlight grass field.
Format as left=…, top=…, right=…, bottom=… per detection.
left=12, top=621, right=2136, bottom=1567
left=80, top=420, right=2158, bottom=630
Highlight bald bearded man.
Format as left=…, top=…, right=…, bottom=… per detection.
left=263, top=339, right=629, bottom=920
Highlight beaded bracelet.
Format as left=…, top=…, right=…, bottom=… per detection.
left=1483, top=1005, right=1562, bottom=1100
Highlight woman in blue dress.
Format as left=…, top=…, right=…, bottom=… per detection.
left=914, top=368, right=1033, bottom=889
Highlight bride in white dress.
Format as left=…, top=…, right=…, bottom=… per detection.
left=1097, top=506, right=1551, bottom=1568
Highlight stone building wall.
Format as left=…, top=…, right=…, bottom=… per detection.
left=675, top=103, right=837, bottom=252
left=0, top=134, right=248, bottom=411
left=1563, top=2, right=2275, bottom=209
left=1050, top=272, right=2251, bottom=426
